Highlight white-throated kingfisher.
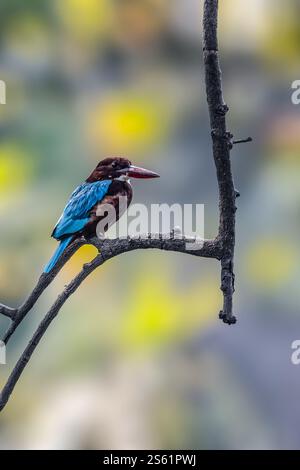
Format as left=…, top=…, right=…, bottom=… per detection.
left=44, top=158, right=159, bottom=273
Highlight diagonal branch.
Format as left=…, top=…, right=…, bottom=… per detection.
left=1, top=237, right=86, bottom=343
left=0, top=0, right=249, bottom=412
left=0, top=251, right=106, bottom=412
left=0, top=305, right=15, bottom=320
left=1, top=235, right=221, bottom=345
left=0, top=233, right=221, bottom=412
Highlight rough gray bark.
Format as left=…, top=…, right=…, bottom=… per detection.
left=203, top=0, right=241, bottom=325
left=1, top=234, right=219, bottom=343
left=0, top=0, right=251, bottom=412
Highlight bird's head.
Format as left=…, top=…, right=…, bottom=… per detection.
left=86, top=157, right=159, bottom=183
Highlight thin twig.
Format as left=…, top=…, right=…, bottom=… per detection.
left=233, top=137, right=253, bottom=145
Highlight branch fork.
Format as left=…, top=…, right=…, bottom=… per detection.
left=0, top=0, right=251, bottom=412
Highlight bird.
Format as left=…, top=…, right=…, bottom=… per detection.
left=44, top=157, right=159, bottom=273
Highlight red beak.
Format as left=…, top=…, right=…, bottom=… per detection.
left=119, top=165, right=160, bottom=179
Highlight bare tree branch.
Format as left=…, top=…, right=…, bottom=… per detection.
left=203, top=0, right=237, bottom=324
left=0, top=250, right=106, bottom=412
left=1, top=235, right=220, bottom=345
left=0, top=0, right=249, bottom=412
left=0, top=305, right=15, bottom=320
left=0, top=234, right=220, bottom=412
left=1, top=237, right=87, bottom=344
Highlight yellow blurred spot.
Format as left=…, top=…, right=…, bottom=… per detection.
left=262, top=6, right=300, bottom=67
left=88, top=94, right=168, bottom=155
left=0, top=144, right=33, bottom=203
left=56, top=0, right=111, bottom=44
left=119, top=263, right=219, bottom=352
left=245, top=238, right=297, bottom=290
left=60, top=244, right=99, bottom=280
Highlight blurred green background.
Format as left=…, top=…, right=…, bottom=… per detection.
left=1, top=0, right=300, bottom=450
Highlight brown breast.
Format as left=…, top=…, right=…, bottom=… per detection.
left=83, top=180, right=133, bottom=238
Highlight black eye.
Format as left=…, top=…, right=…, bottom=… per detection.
left=111, top=161, right=117, bottom=168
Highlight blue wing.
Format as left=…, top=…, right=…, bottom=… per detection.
left=52, top=180, right=112, bottom=240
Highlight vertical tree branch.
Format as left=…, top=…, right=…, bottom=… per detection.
left=203, top=0, right=237, bottom=324
left=0, top=0, right=246, bottom=413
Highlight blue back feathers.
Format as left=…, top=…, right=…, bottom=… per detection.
left=52, top=180, right=112, bottom=240
left=44, top=180, right=112, bottom=273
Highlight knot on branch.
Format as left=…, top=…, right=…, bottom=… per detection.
left=211, top=130, right=234, bottom=149
left=219, top=311, right=237, bottom=325
left=216, top=104, right=229, bottom=116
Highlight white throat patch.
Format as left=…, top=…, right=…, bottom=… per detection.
left=116, top=174, right=131, bottom=183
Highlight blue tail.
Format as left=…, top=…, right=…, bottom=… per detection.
left=44, top=236, right=73, bottom=273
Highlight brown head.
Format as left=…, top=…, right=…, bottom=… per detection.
left=86, top=157, right=159, bottom=183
